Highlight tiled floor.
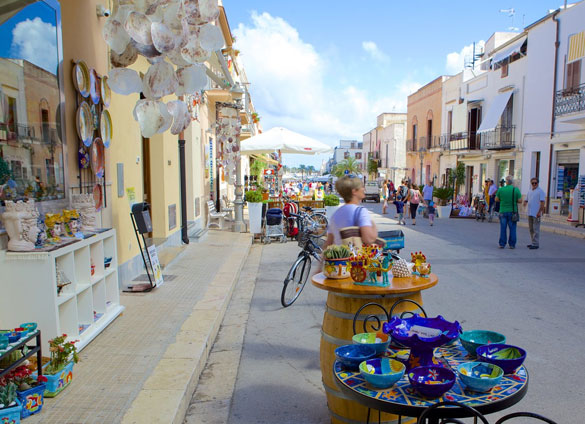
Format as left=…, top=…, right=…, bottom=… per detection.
left=27, top=232, right=249, bottom=424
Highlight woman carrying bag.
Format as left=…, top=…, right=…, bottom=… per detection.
left=408, top=183, right=422, bottom=225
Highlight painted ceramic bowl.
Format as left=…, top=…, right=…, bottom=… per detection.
left=323, top=258, right=351, bottom=279
left=0, top=335, right=8, bottom=349
left=353, top=332, right=390, bottom=355
left=7, top=332, right=21, bottom=343
left=408, top=366, right=456, bottom=398
left=457, top=362, right=504, bottom=392
left=460, top=330, right=506, bottom=357
left=476, top=343, right=526, bottom=374
left=383, top=315, right=461, bottom=349
left=335, top=344, right=377, bottom=371
left=359, top=357, right=405, bottom=389
left=20, top=322, right=37, bottom=332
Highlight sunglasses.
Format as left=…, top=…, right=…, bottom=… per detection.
left=531, top=181, right=538, bottom=185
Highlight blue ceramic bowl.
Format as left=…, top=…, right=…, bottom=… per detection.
left=353, top=332, right=390, bottom=355
left=359, top=358, right=405, bottom=389
left=457, top=362, right=504, bottom=392
left=0, top=336, right=8, bottom=349
left=335, top=344, right=377, bottom=370
left=19, top=322, right=37, bottom=332
left=408, top=366, right=456, bottom=398
left=7, top=332, right=21, bottom=343
left=460, top=330, right=506, bottom=357
left=476, top=343, right=526, bottom=374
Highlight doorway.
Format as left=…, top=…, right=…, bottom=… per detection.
left=468, top=107, right=482, bottom=149
left=141, top=136, right=153, bottom=238
left=465, top=165, right=474, bottom=203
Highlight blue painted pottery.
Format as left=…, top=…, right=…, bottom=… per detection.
left=460, top=330, right=506, bottom=356
left=19, top=322, right=37, bottom=332
left=408, top=366, right=455, bottom=398
left=335, top=344, right=377, bottom=370
left=359, top=357, right=405, bottom=389
left=7, top=332, right=21, bottom=343
left=0, top=335, right=8, bottom=349
left=352, top=332, right=390, bottom=355
left=457, top=361, right=504, bottom=392
left=476, top=343, right=526, bottom=374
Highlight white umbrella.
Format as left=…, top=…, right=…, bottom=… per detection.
left=240, top=127, right=333, bottom=155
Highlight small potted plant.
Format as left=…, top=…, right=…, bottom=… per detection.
left=40, top=334, right=79, bottom=398
left=3, top=365, right=47, bottom=418
left=432, top=187, right=453, bottom=219
left=324, top=194, right=340, bottom=218
left=245, top=190, right=264, bottom=234
left=0, top=382, right=22, bottom=424
left=323, top=245, right=352, bottom=279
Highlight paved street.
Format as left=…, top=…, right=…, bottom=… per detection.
left=201, top=203, right=585, bottom=423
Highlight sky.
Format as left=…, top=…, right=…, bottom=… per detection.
left=223, top=0, right=570, bottom=169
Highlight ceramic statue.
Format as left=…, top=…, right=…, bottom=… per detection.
left=1, top=200, right=40, bottom=251
left=45, top=213, right=63, bottom=242
left=63, top=209, right=81, bottom=236
left=71, top=194, right=98, bottom=231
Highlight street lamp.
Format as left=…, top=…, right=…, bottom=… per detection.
left=418, top=147, right=426, bottom=186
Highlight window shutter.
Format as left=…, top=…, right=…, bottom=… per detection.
left=572, top=60, right=581, bottom=88
left=566, top=62, right=574, bottom=89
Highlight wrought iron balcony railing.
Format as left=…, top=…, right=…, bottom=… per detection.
left=480, top=126, right=516, bottom=150
left=406, top=139, right=416, bottom=152
left=555, top=83, right=585, bottom=117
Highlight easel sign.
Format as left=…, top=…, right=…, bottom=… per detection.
left=147, top=245, right=164, bottom=287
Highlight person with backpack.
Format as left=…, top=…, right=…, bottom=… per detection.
left=408, top=183, right=422, bottom=225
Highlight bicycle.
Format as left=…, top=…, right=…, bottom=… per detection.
left=281, top=213, right=324, bottom=307
left=297, top=206, right=328, bottom=238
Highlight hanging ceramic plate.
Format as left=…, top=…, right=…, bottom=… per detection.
left=76, top=101, right=94, bottom=147
left=72, top=61, right=90, bottom=97
left=100, top=110, right=113, bottom=148
left=91, top=137, right=105, bottom=178
left=93, top=183, right=103, bottom=211
left=90, top=69, right=101, bottom=105
left=101, top=76, right=111, bottom=107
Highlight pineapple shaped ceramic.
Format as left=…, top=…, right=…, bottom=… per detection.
left=392, top=258, right=411, bottom=277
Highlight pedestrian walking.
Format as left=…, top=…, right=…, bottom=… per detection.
left=427, top=200, right=436, bottom=226
left=422, top=182, right=433, bottom=204
left=394, top=194, right=405, bottom=224
left=408, top=183, right=422, bottom=225
left=487, top=179, right=498, bottom=221
left=494, top=179, right=505, bottom=215
left=495, top=176, right=522, bottom=249
left=524, top=177, right=546, bottom=250
left=382, top=179, right=389, bottom=214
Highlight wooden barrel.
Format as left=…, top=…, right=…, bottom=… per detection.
left=320, top=291, right=423, bottom=424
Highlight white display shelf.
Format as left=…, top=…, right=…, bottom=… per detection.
left=0, top=229, right=124, bottom=353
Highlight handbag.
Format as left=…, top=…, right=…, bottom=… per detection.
left=511, top=188, right=519, bottom=222
left=339, top=206, right=384, bottom=250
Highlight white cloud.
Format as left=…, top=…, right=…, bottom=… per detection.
left=362, top=41, right=389, bottom=63
left=11, top=17, right=57, bottom=74
left=445, top=41, right=485, bottom=75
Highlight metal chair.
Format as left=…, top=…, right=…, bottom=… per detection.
left=494, top=412, right=558, bottom=424
left=417, top=401, right=489, bottom=424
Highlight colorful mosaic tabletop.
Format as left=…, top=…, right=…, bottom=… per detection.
left=334, top=341, right=528, bottom=412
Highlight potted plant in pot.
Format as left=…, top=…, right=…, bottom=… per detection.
left=245, top=190, right=264, bottom=234
left=39, top=334, right=79, bottom=398
left=323, top=245, right=352, bottom=279
left=0, top=382, right=22, bottom=424
left=324, top=194, right=340, bottom=218
left=3, top=365, right=47, bottom=418
left=433, top=187, right=454, bottom=218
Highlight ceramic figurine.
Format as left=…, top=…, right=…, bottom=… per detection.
left=45, top=213, right=63, bottom=242
left=63, top=209, right=81, bottom=236
left=36, top=217, right=47, bottom=247
left=0, top=200, right=40, bottom=251
left=410, top=251, right=430, bottom=276
left=71, top=194, right=98, bottom=231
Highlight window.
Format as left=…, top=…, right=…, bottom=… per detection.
left=501, top=95, right=513, bottom=128
left=501, top=61, right=509, bottom=78
left=427, top=119, right=432, bottom=149
left=565, top=59, right=581, bottom=91
left=355, top=152, right=362, bottom=159
left=447, top=110, right=453, bottom=136
left=412, top=124, right=417, bottom=150
left=344, top=151, right=349, bottom=159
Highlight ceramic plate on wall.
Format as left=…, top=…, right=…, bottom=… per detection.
left=91, top=137, right=105, bottom=178
left=93, top=183, right=103, bottom=211
left=90, top=68, right=101, bottom=105
left=101, top=76, right=111, bottom=107
left=72, top=61, right=90, bottom=97
left=100, top=110, right=113, bottom=148
left=76, top=101, right=93, bottom=147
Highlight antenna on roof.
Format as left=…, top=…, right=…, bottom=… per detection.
left=499, top=8, right=519, bottom=31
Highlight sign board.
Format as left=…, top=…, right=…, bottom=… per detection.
left=147, top=245, right=164, bottom=287
left=264, top=169, right=274, bottom=175
left=556, top=166, right=565, bottom=197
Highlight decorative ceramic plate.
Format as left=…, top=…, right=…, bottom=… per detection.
left=100, top=110, right=113, bottom=148
left=93, top=183, right=103, bottom=211
left=78, top=147, right=90, bottom=169
left=91, top=137, right=105, bottom=178
left=101, top=76, right=111, bottom=107
left=90, top=69, right=101, bottom=105
left=72, top=61, right=90, bottom=97
left=76, top=101, right=94, bottom=147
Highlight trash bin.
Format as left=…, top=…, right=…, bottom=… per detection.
left=131, top=202, right=152, bottom=234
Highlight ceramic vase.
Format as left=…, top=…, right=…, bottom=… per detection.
left=71, top=194, right=98, bottom=231
left=1, top=200, right=40, bottom=251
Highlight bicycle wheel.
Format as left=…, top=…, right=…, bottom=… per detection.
left=308, top=213, right=328, bottom=237
left=281, top=254, right=311, bottom=307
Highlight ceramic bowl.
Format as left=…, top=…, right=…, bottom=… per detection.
left=0, top=336, right=8, bottom=349
left=457, top=362, right=504, bottom=392
left=14, top=327, right=29, bottom=338
left=335, top=344, right=377, bottom=370
left=7, top=332, right=21, bottom=343
left=408, top=366, right=456, bottom=398
left=353, top=332, right=390, bottom=355
left=460, top=330, right=506, bottom=357
left=359, top=358, right=405, bottom=389
left=20, top=322, right=37, bottom=332
left=476, top=343, right=526, bottom=374
left=323, top=258, right=351, bottom=279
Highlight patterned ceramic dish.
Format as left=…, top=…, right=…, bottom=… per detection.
left=353, top=332, right=390, bottom=355
left=335, top=344, right=377, bottom=371
left=457, top=361, right=504, bottom=392
left=101, top=76, right=111, bottom=107
left=359, top=357, right=405, bottom=389
left=100, top=110, right=113, bottom=148
left=91, top=137, right=105, bottom=178
left=72, top=60, right=90, bottom=97
left=408, top=365, right=456, bottom=398
left=93, top=183, right=103, bottom=211
left=476, top=344, right=526, bottom=374
left=76, top=101, right=93, bottom=147
left=460, top=330, right=506, bottom=357
left=90, top=68, right=101, bottom=105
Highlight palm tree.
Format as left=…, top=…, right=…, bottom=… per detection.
left=307, top=165, right=316, bottom=176
left=299, top=164, right=306, bottom=180
left=332, top=157, right=360, bottom=177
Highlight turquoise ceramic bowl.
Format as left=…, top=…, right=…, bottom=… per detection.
left=459, top=330, right=506, bottom=356
left=352, top=332, right=390, bottom=355
left=359, top=358, right=405, bottom=389
left=20, top=322, right=37, bottom=332
left=457, top=362, right=504, bottom=392
left=0, top=336, right=8, bottom=349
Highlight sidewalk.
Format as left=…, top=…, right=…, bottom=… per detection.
left=518, top=217, right=585, bottom=240
left=27, top=230, right=252, bottom=424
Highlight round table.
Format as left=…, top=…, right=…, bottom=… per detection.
left=311, top=272, right=438, bottom=424
left=334, top=342, right=529, bottom=421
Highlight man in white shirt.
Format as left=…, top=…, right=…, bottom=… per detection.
left=487, top=179, right=498, bottom=218
left=523, top=177, right=546, bottom=249
left=422, top=182, right=433, bottom=204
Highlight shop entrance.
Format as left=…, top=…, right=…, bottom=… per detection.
left=465, top=165, right=474, bottom=203
left=141, top=136, right=153, bottom=238
left=555, top=149, right=580, bottom=216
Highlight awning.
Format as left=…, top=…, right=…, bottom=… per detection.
left=492, top=36, right=527, bottom=64
left=477, top=91, right=513, bottom=133
left=568, top=31, right=585, bottom=63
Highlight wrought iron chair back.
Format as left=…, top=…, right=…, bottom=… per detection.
left=417, top=401, right=489, bottom=424
left=352, top=299, right=427, bottom=336
left=494, top=412, right=558, bottom=424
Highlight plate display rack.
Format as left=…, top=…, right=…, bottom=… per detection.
left=0, top=229, right=124, bottom=353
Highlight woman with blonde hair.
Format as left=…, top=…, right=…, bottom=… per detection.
left=382, top=179, right=389, bottom=214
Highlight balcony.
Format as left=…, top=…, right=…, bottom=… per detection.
left=555, top=84, right=585, bottom=122
left=480, top=126, right=516, bottom=150
left=406, top=139, right=416, bottom=152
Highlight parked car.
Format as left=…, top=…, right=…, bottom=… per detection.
left=363, top=181, right=380, bottom=203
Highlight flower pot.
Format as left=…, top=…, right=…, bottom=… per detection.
left=0, top=399, right=22, bottom=424
left=40, top=362, right=74, bottom=398
left=17, top=383, right=45, bottom=418
left=323, top=258, right=351, bottom=279
left=437, top=205, right=452, bottom=218
left=248, top=202, right=263, bottom=234
left=325, top=205, right=340, bottom=218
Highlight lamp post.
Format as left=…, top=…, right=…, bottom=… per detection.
left=418, top=147, right=426, bottom=186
